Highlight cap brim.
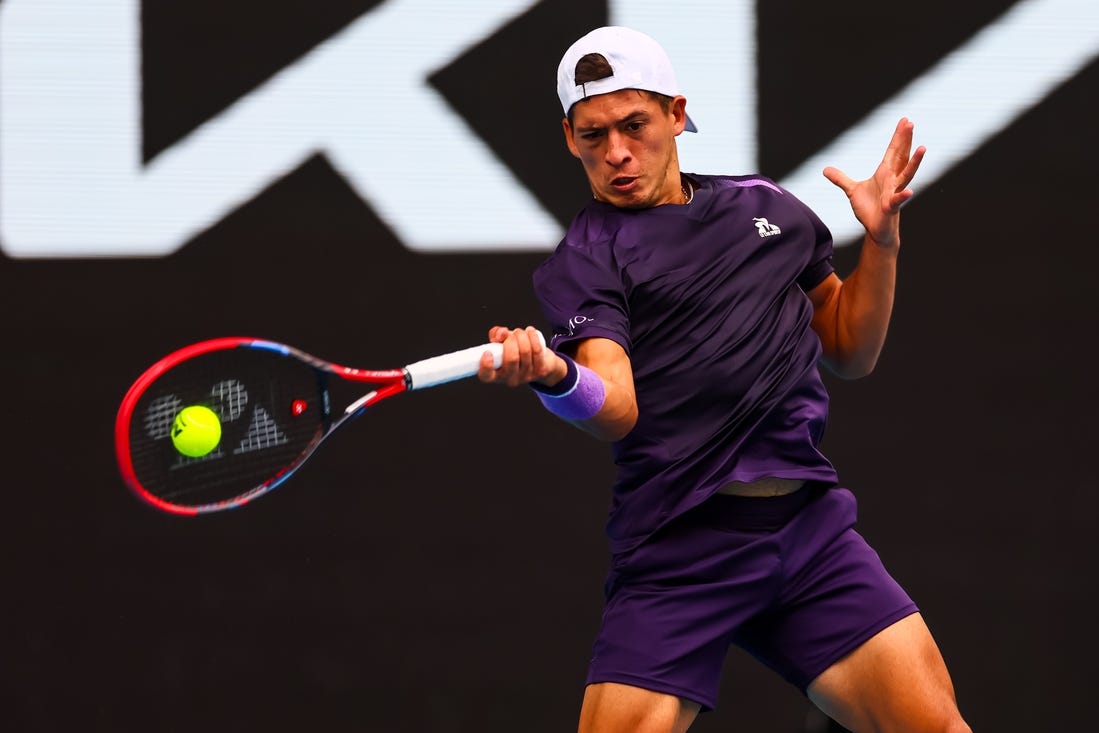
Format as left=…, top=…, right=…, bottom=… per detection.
left=684, top=114, right=698, bottom=133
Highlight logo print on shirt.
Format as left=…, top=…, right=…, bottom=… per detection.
left=753, top=217, right=782, bottom=238
left=559, top=315, right=594, bottom=338
left=569, top=315, right=592, bottom=329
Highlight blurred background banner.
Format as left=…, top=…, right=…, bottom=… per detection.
left=1, top=1, right=1096, bottom=731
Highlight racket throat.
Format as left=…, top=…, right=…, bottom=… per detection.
left=344, top=391, right=379, bottom=417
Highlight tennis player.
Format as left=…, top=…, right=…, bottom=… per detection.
left=479, top=26, right=970, bottom=733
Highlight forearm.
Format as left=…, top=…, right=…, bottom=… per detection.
left=815, top=117, right=923, bottom=378
left=534, top=344, right=638, bottom=441
left=817, top=235, right=899, bottom=378
left=569, top=373, right=637, bottom=441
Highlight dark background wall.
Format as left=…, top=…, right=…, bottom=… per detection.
left=2, top=1, right=1097, bottom=731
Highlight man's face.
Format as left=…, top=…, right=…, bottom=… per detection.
left=563, top=89, right=688, bottom=209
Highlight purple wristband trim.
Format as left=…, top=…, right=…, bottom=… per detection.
left=531, top=355, right=605, bottom=421
left=529, top=354, right=578, bottom=396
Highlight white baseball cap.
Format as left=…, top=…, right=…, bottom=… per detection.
left=556, top=26, right=698, bottom=132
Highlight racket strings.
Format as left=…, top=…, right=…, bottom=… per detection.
left=126, top=349, right=327, bottom=508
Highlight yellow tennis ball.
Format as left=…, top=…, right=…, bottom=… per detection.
left=171, top=405, right=222, bottom=458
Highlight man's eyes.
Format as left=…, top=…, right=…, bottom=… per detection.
left=581, top=122, right=645, bottom=140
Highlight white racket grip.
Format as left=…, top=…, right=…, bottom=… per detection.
left=404, top=331, right=546, bottom=390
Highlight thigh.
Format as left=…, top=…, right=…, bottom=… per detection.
left=733, top=489, right=918, bottom=691
left=807, top=613, right=971, bottom=732
left=579, top=682, right=700, bottom=733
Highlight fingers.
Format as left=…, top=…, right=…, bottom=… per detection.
left=502, top=327, right=533, bottom=385
left=886, top=119, right=926, bottom=185
left=827, top=120, right=925, bottom=203
left=885, top=117, right=913, bottom=164
left=896, top=144, right=926, bottom=191
left=476, top=347, right=498, bottom=382
left=887, top=188, right=915, bottom=213
left=478, top=326, right=509, bottom=382
left=885, top=141, right=926, bottom=212
left=478, top=325, right=549, bottom=387
left=883, top=159, right=924, bottom=213
left=822, top=165, right=855, bottom=195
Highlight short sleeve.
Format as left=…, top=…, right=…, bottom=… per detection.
left=533, top=241, right=631, bottom=355
left=788, top=191, right=836, bottom=292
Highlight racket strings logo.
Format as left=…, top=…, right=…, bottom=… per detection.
left=235, top=408, right=289, bottom=453
left=144, top=395, right=183, bottom=440
left=142, top=378, right=290, bottom=467
left=211, top=379, right=248, bottom=422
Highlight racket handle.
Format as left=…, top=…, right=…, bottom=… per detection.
left=405, top=330, right=546, bottom=390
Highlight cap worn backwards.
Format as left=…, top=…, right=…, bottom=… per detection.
left=556, top=26, right=698, bottom=133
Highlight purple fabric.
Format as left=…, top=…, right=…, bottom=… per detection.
left=586, top=487, right=918, bottom=709
left=532, top=356, right=606, bottom=420
left=533, top=173, right=839, bottom=554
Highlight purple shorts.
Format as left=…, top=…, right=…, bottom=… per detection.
left=587, top=485, right=918, bottom=710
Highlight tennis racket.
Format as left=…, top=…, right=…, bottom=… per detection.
left=115, top=334, right=541, bottom=515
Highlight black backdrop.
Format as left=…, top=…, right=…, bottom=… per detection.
left=3, top=1, right=1097, bottom=731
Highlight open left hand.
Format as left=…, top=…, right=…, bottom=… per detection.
left=823, top=117, right=926, bottom=248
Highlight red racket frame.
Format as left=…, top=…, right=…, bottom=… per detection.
left=114, top=337, right=410, bottom=515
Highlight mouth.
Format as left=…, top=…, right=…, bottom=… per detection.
left=609, top=176, right=638, bottom=192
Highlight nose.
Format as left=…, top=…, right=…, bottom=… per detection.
left=605, top=130, right=632, bottom=167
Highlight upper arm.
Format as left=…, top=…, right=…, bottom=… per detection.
left=807, top=272, right=843, bottom=369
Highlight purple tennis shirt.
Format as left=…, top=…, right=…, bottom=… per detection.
left=534, top=174, right=841, bottom=554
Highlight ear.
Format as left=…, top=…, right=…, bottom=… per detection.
left=671, top=96, right=688, bottom=136
left=562, top=117, right=581, bottom=159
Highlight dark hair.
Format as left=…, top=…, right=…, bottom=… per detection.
left=574, top=53, right=615, bottom=85
left=568, top=53, right=674, bottom=122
